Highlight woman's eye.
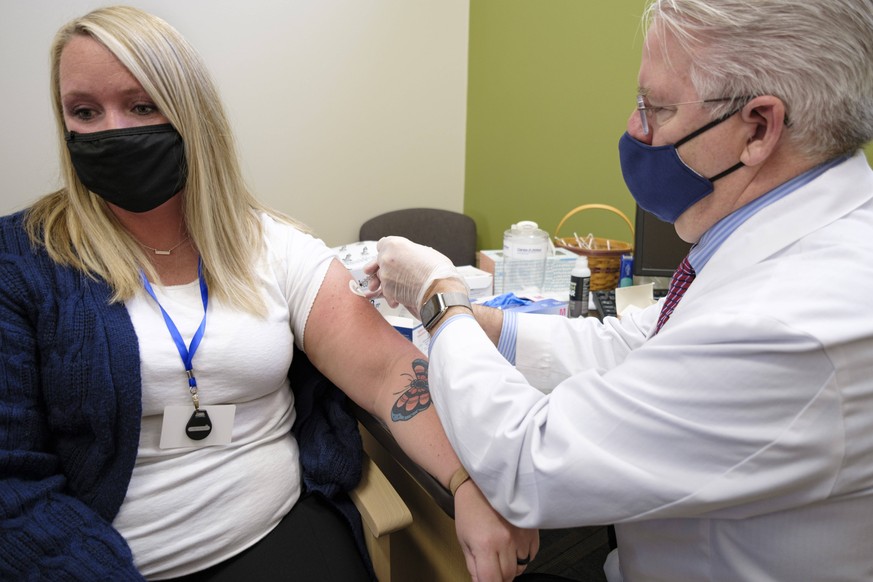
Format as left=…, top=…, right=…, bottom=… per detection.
left=133, top=104, right=157, bottom=115
left=72, top=108, right=95, bottom=120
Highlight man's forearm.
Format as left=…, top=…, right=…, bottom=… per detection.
left=422, top=278, right=504, bottom=345
left=472, top=303, right=503, bottom=346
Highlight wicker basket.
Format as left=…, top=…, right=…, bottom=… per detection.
left=554, top=204, right=634, bottom=291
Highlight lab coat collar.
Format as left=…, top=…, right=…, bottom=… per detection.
left=685, top=151, right=873, bottom=298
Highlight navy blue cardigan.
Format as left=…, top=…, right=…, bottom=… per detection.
left=0, top=211, right=368, bottom=580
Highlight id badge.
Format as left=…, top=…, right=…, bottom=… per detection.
left=160, top=405, right=236, bottom=449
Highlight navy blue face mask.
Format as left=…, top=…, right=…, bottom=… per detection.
left=618, top=111, right=744, bottom=223
left=65, top=123, right=187, bottom=213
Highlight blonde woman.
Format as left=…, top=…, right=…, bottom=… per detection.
left=0, top=6, right=537, bottom=581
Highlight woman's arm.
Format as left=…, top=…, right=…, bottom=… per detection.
left=302, top=260, right=538, bottom=581
left=0, top=253, right=143, bottom=581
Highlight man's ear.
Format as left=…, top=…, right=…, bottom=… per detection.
left=739, top=96, right=787, bottom=167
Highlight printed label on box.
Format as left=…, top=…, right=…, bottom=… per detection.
left=478, top=248, right=578, bottom=294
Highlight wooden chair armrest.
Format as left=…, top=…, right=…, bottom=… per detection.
left=352, top=403, right=455, bottom=517
left=350, top=453, right=413, bottom=537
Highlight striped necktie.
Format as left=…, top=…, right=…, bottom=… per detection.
left=654, top=255, right=696, bottom=334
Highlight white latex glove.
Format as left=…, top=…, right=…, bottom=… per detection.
left=363, top=236, right=467, bottom=320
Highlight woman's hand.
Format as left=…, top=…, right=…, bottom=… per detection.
left=453, top=479, right=540, bottom=582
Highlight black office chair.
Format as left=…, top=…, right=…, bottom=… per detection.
left=359, top=207, right=477, bottom=266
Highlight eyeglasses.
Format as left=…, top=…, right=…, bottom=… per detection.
left=636, top=94, right=739, bottom=135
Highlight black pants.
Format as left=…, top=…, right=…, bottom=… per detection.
left=163, top=494, right=369, bottom=582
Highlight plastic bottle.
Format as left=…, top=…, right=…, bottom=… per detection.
left=567, top=255, right=591, bottom=318
left=619, top=253, right=634, bottom=288
left=502, top=221, right=549, bottom=295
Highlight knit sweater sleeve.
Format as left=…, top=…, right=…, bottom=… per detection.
left=0, top=212, right=143, bottom=581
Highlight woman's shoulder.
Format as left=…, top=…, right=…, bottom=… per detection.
left=0, top=210, right=35, bottom=255
left=0, top=209, right=88, bottom=293
left=257, top=211, right=328, bottom=252
left=0, top=208, right=28, bottom=230
left=258, top=210, right=305, bottom=235
left=254, top=211, right=335, bottom=293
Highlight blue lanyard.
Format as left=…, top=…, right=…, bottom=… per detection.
left=140, top=259, right=209, bottom=409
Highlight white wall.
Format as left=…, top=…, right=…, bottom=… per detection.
left=0, top=0, right=469, bottom=246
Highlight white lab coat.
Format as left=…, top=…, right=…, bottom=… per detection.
left=429, top=152, right=873, bottom=581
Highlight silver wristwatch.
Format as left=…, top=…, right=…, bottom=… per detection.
left=420, top=292, right=472, bottom=331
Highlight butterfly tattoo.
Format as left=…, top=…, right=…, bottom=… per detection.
left=391, top=358, right=431, bottom=421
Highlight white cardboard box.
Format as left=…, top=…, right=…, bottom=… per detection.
left=383, top=315, right=429, bottom=354
left=457, top=264, right=493, bottom=299
left=477, top=247, right=578, bottom=295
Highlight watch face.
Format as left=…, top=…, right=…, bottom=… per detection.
left=422, top=292, right=471, bottom=331
left=421, top=294, right=445, bottom=330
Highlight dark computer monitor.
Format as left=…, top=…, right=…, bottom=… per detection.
left=632, top=205, right=693, bottom=279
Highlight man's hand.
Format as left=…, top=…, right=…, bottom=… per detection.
left=363, top=236, right=467, bottom=319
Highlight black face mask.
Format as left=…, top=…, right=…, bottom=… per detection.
left=65, top=123, right=187, bottom=213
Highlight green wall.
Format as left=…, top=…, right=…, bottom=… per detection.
left=464, top=1, right=648, bottom=251
left=464, top=1, right=873, bottom=251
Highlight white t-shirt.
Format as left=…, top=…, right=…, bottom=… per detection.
left=113, top=214, right=335, bottom=579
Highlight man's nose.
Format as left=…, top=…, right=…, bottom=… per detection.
left=626, top=109, right=653, bottom=144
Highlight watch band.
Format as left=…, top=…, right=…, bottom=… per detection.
left=448, top=466, right=471, bottom=496
left=420, top=292, right=472, bottom=331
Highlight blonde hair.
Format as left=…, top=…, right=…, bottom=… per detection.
left=26, top=5, right=305, bottom=314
